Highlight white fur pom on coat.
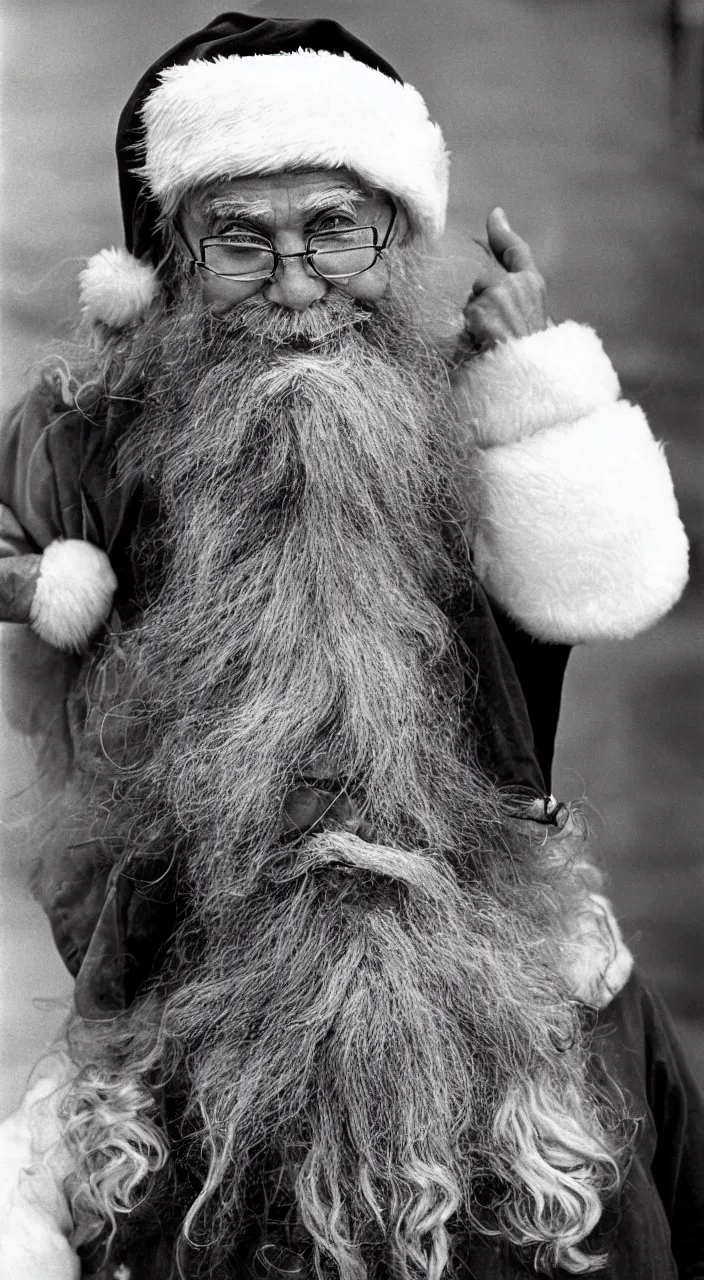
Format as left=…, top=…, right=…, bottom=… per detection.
left=454, top=322, right=689, bottom=644
left=30, top=539, right=117, bottom=652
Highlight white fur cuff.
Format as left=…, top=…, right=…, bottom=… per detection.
left=29, top=539, right=117, bottom=652
left=473, top=401, right=689, bottom=643
left=455, top=322, right=621, bottom=448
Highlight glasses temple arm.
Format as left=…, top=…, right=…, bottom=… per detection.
left=378, top=203, right=399, bottom=253
left=173, top=218, right=202, bottom=269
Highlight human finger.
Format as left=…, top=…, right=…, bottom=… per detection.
left=486, top=208, right=537, bottom=274
left=464, top=288, right=523, bottom=344
left=461, top=273, right=549, bottom=347
left=468, top=260, right=506, bottom=299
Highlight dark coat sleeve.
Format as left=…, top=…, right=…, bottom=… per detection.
left=596, top=973, right=704, bottom=1278
left=0, top=382, right=142, bottom=565
left=449, top=581, right=568, bottom=799
left=0, top=388, right=149, bottom=981
left=0, top=390, right=88, bottom=744
left=490, top=601, right=571, bottom=793
left=0, top=386, right=146, bottom=730
left=0, top=383, right=95, bottom=549
left=636, top=982, right=704, bottom=1277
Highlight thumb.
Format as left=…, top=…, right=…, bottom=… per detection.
left=486, top=208, right=536, bottom=273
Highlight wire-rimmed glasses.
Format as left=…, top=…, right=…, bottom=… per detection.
left=186, top=205, right=397, bottom=283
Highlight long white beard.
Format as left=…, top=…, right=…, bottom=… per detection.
left=106, top=276, right=476, bottom=884
left=62, top=277, right=629, bottom=1280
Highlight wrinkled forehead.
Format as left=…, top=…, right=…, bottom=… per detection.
left=181, top=168, right=393, bottom=224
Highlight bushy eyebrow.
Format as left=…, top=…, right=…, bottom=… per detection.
left=203, top=186, right=367, bottom=230
left=297, top=187, right=366, bottom=216
left=206, top=195, right=275, bottom=223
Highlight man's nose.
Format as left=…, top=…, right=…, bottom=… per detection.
left=264, top=254, right=328, bottom=310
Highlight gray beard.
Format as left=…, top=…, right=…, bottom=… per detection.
left=66, top=279, right=627, bottom=1280
left=108, top=276, right=476, bottom=878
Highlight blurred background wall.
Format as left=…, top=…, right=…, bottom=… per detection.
left=1, top=0, right=703, bottom=1116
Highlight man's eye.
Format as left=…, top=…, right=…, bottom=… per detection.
left=212, top=224, right=269, bottom=245
left=315, top=214, right=357, bottom=233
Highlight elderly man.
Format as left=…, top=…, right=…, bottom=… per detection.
left=0, top=13, right=700, bottom=1280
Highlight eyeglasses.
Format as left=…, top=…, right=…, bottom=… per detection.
left=183, top=205, right=397, bottom=283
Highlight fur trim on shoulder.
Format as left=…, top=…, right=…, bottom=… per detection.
left=454, top=321, right=621, bottom=447
left=29, top=539, right=117, bottom=652
left=79, top=247, right=159, bottom=328
left=473, top=400, right=689, bottom=643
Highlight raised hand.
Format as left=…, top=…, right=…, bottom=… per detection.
left=459, top=208, right=549, bottom=355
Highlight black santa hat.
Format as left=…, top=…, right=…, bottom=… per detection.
left=79, top=12, right=449, bottom=328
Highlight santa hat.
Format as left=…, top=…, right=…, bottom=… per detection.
left=80, top=12, right=449, bottom=328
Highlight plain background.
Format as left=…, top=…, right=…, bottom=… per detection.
left=1, top=0, right=703, bottom=1116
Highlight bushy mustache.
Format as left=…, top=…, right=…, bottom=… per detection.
left=218, top=287, right=372, bottom=345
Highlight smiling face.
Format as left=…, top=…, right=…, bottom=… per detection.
left=177, top=168, right=406, bottom=314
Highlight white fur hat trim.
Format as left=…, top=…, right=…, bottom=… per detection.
left=79, top=247, right=159, bottom=328
left=141, top=51, right=449, bottom=238
left=30, top=539, right=118, bottom=652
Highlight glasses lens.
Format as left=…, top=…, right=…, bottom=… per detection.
left=308, top=227, right=377, bottom=279
left=203, top=241, right=276, bottom=279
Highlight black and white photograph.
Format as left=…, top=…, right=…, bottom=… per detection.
left=0, top=1, right=703, bottom=1276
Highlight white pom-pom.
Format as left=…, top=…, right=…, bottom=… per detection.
left=79, top=247, right=159, bottom=328
left=29, top=539, right=117, bottom=652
